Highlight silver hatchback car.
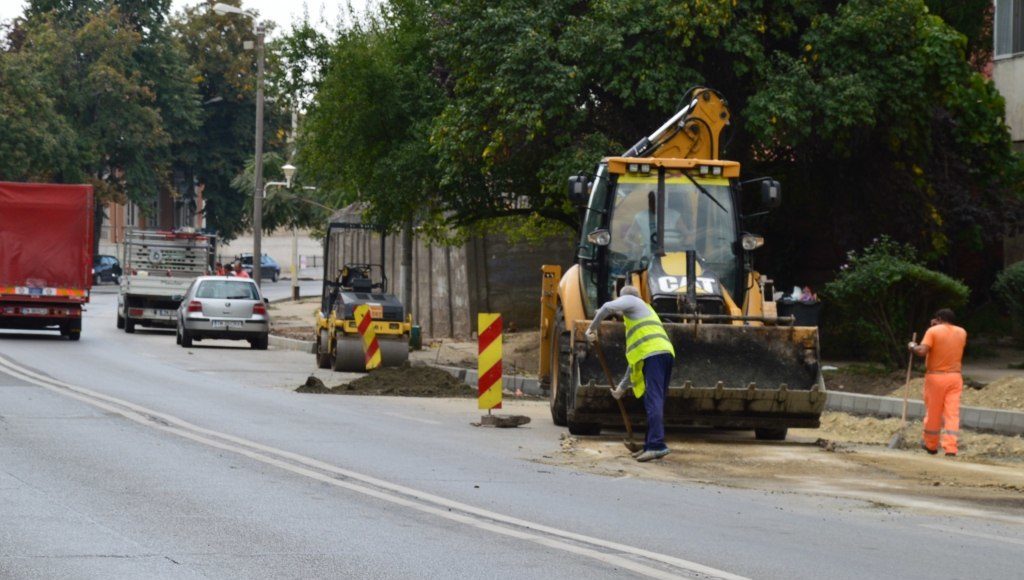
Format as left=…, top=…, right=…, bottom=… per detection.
left=176, top=276, right=270, bottom=349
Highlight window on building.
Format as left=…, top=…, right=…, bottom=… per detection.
left=996, top=0, right=1024, bottom=57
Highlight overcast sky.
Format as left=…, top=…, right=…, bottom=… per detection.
left=0, top=1, right=370, bottom=36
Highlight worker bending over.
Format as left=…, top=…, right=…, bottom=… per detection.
left=909, top=308, right=968, bottom=456
left=586, top=286, right=676, bottom=462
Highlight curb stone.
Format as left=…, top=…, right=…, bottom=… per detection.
left=269, top=334, right=315, bottom=354
left=825, top=391, right=1024, bottom=436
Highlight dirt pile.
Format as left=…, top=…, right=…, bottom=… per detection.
left=813, top=412, right=1024, bottom=460
left=888, top=376, right=1024, bottom=412
left=295, top=365, right=473, bottom=397
left=824, top=366, right=907, bottom=396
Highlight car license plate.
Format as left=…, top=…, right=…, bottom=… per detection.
left=21, top=307, right=48, bottom=315
left=156, top=309, right=173, bottom=317
left=211, top=320, right=243, bottom=329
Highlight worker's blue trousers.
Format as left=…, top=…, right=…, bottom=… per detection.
left=642, top=353, right=674, bottom=451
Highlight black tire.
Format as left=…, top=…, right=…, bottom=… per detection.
left=67, top=319, right=81, bottom=341
left=252, top=334, right=269, bottom=350
left=271, top=271, right=279, bottom=283
left=175, top=326, right=181, bottom=345
left=116, top=314, right=125, bottom=329
left=316, top=330, right=332, bottom=369
left=93, top=274, right=101, bottom=285
left=755, top=427, right=788, bottom=441
left=549, top=306, right=569, bottom=427
left=180, top=326, right=193, bottom=347
left=125, top=317, right=135, bottom=333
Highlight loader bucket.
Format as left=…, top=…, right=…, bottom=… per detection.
left=568, top=321, right=825, bottom=431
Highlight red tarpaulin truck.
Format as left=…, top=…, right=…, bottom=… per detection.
left=0, top=182, right=95, bottom=340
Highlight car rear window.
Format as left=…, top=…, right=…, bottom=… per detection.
left=196, top=280, right=259, bottom=300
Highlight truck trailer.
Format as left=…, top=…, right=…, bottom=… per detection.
left=0, top=181, right=95, bottom=340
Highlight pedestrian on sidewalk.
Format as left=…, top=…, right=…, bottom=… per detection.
left=585, top=286, right=676, bottom=462
left=909, top=308, right=968, bottom=457
left=230, top=261, right=250, bottom=279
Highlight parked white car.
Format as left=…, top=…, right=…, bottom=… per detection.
left=176, top=276, right=270, bottom=349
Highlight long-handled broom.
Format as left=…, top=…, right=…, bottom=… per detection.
left=887, top=332, right=918, bottom=449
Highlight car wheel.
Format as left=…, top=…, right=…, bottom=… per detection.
left=180, top=326, right=193, bottom=348
left=251, top=334, right=268, bottom=350
left=125, top=317, right=135, bottom=334
left=93, top=274, right=101, bottom=285
left=116, top=313, right=125, bottom=330
left=271, top=271, right=279, bottom=283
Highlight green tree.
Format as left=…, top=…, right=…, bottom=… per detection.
left=301, top=0, right=443, bottom=232
left=231, top=152, right=331, bottom=233
left=418, top=0, right=1021, bottom=280
left=0, top=21, right=78, bottom=180
left=171, top=0, right=289, bottom=240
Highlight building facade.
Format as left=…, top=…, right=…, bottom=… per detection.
left=993, top=1, right=1024, bottom=265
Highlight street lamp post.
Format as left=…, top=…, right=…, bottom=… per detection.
left=212, top=3, right=266, bottom=286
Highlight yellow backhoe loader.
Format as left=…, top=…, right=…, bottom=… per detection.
left=539, top=87, right=825, bottom=440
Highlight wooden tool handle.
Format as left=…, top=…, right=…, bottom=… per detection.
left=900, top=332, right=917, bottom=424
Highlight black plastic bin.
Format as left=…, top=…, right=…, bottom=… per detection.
left=776, top=299, right=822, bottom=327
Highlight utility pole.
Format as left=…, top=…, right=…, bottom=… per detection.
left=252, top=21, right=266, bottom=287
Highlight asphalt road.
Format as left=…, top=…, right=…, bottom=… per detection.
left=1, top=287, right=1022, bottom=579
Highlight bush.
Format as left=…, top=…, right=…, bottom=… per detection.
left=823, top=237, right=969, bottom=368
left=993, top=261, right=1024, bottom=340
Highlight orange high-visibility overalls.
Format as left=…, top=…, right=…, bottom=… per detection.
left=921, top=323, right=968, bottom=455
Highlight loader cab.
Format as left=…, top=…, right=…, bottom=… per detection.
left=574, top=162, right=744, bottom=316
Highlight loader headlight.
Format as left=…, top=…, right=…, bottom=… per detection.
left=587, top=228, right=611, bottom=247
left=712, top=166, right=723, bottom=176
left=741, top=233, right=765, bottom=251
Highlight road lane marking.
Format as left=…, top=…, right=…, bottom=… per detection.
left=0, top=355, right=745, bottom=580
left=920, top=524, right=1024, bottom=547
left=383, top=412, right=442, bottom=425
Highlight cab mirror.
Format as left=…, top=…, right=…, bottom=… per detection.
left=586, top=228, right=611, bottom=247
left=761, top=180, right=782, bottom=208
left=567, top=174, right=590, bottom=206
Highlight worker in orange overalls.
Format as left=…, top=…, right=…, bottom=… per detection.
left=908, top=308, right=968, bottom=456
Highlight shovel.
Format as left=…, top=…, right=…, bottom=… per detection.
left=592, top=336, right=644, bottom=453
left=888, top=332, right=918, bottom=449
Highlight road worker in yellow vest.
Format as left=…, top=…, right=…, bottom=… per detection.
left=585, top=286, right=676, bottom=462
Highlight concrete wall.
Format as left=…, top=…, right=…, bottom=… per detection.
left=993, top=54, right=1024, bottom=143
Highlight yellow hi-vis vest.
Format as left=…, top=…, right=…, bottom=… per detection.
left=624, top=304, right=675, bottom=398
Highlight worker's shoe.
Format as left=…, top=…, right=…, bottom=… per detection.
left=920, top=442, right=938, bottom=455
left=635, top=448, right=671, bottom=462
left=630, top=449, right=646, bottom=459
left=945, top=452, right=957, bottom=457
